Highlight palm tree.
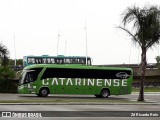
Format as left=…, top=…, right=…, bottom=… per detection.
left=0, top=43, right=9, bottom=67
left=118, top=5, right=160, bottom=101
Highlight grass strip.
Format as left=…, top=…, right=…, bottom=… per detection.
left=132, top=88, right=160, bottom=92
left=0, top=98, right=146, bottom=104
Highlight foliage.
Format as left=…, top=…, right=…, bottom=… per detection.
left=0, top=67, right=15, bottom=80
left=0, top=43, right=18, bottom=93
left=118, top=5, right=160, bottom=49
left=9, top=59, right=23, bottom=66
left=0, top=67, right=16, bottom=92
left=156, top=56, right=160, bottom=65
left=155, top=56, right=160, bottom=72
left=118, top=5, right=160, bottom=101
left=0, top=43, right=9, bottom=67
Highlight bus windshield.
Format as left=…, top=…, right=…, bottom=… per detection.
left=19, top=68, right=43, bottom=85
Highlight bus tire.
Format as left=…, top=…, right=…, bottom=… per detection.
left=100, top=89, right=110, bottom=98
left=39, top=88, right=49, bottom=97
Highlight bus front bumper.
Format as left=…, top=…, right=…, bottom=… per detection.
left=18, top=85, right=36, bottom=94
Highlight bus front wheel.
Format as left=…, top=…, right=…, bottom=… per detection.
left=100, top=89, right=110, bottom=98
left=39, top=88, right=49, bottom=97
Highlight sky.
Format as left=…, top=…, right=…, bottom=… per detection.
left=0, top=0, right=160, bottom=65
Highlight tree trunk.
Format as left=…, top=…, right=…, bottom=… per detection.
left=137, top=47, right=146, bottom=101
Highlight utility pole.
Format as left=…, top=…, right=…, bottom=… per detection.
left=129, top=41, right=131, bottom=64
left=57, top=30, right=60, bottom=56
left=84, top=21, right=88, bottom=65
left=13, top=32, right=17, bottom=66
left=64, top=38, right=67, bottom=56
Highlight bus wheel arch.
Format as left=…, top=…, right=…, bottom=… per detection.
left=100, top=88, right=110, bottom=98
left=38, top=87, right=50, bottom=97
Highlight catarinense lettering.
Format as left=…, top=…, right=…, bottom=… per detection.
left=42, top=78, right=128, bottom=87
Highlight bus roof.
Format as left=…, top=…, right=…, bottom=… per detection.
left=24, top=64, right=132, bottom=71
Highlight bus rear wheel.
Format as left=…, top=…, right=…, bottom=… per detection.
left=100, top=89, right=109, bottom=98
left=39, top=88, right=49, bottom=97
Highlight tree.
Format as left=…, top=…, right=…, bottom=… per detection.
left=9, top=59, right=23, bottom=66
left=0, top=66, right=15, bottom=92
left=118, top=5, right=160, bottom=101
left=0, top=43, right=9, bottom=67
left=156, top=56, right=160, bottom=70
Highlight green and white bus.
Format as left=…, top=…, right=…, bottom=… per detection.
left=18, top=64, right=133, bottom=98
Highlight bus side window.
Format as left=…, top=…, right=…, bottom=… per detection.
left=69, top=59, right=73, bottom=64
left=27, top=59, right=30, bottom=64
left=35, top=58, right=42, bottom=64
left=47, top=58, right=51, bottom=64
left=35, top=59, right=38, bottom=64
left=35, top=59, right=40, bottom=64
left=28, top=58, right=35, bottom=64
left=27, top=58, right=31, bottom=64
left=38, top=59, right=42, bottom=64
left=79, top=58, right=85, bottom=64
left=72, top=58, right=76, bottom=64
left=57, top=59, right=64, bottom=64
left=77, top=58, right=80, bottom=64
left=41, top=68, right=129, bottom=79
left=42, top=58, right=47, bottom=64
left=51, top=58, right=55, bottom=63
left=32, top=58, right=35, bottom=64
left=87, top=59, right=91, bottom=65
left=65, top=58, right=70, bottom=64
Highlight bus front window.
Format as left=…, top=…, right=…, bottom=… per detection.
left=19, top=68, right=43, bottom=85
left=19, top=71, right=26, bottom=85
left=19, top=71, right=34, bottom=85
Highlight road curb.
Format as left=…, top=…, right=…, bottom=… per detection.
left=0, top=102, right=160, bottom=105
left=132, top=92, right=160, bottom=95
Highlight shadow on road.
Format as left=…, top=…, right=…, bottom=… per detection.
left=18, top=94, right=128, bottom=101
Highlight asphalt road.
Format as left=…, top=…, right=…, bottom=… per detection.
left=0, top=93, right=160, bottom=103
left=0, top=104, right=160, bottom=120
left=0, top=93, right=160, bottom=120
